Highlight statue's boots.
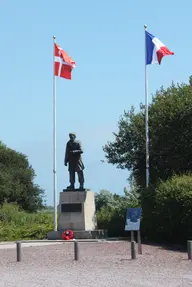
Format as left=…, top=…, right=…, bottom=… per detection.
left=67, top=184, right=74, bottom=190
left=79, top=185, right=84, bottom=190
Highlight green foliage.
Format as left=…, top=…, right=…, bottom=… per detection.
left=96, top=188, right=139, bottom=237
left=103, top=77, right=192, bottom=187
left=141, top=174, right=192, bottom=243
left=0, top=203, right=53, bottom=241
left=0, top=141, right=44, bottom=212
left=95, top=189, right=119, bottom=211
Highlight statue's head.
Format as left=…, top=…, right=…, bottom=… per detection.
left=69, top=132, right=76, bottom=142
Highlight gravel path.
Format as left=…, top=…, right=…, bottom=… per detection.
left=0, top=242, right=191, bottom=287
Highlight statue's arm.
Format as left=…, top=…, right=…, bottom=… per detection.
left=71, top=141, right=83, bottom=154
left=64, top=143, right=69, bottom=164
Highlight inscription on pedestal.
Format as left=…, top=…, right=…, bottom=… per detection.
left=61, top=203, right=82, bottom=213
left=58, top=190, right=96, bottom=231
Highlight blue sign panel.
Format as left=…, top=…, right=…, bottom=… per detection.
left=125, top=208, right=142, bottom=231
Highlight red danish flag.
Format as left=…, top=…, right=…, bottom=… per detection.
left=54, top=43, right=76, bottom=80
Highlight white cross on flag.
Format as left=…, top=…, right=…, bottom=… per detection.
left=54, top=43, right=76, bottom=80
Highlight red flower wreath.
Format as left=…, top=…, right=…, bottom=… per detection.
left=62, top=230, right=74, bottom=240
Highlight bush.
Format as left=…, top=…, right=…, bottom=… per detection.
left=96, top=188, right=139, bottom=237
left=141, top=174, right=192, bottom=244
left=97, top=206, right=127, bottom=237
left=0, top=203, right=53, bottom=241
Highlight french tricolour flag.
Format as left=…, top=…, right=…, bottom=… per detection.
left=146, top=31, right=174, bottom=65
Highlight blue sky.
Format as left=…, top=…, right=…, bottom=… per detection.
left=0, top=0, right=191, bottom=205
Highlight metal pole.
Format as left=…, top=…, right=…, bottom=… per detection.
left=16, top=241, right=21, bottom=262
left=131, top=231, right=134, bottom=242
left=137, top=230, right=142, bottom=254
left=187, top=240, right=192, bottom=260
left=131, top=241, right=136, bottom=259
left=144, top=24, right=149, bottom=188
left=74, top=241, right=79, bottom=261
left=53, top=36, right=57, bottom=231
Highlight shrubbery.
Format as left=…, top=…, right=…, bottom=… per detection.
left=0, top=203, right=53, bottom=241
left=1, top=174, right=191, bottom=244
left=141, top=174, right=192, bottom=244
left=96, top=188, right=139, bottom=237
left=96, top=175, right=192, bottom=244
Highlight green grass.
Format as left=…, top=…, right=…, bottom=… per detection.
left=0, top=203, right=54, bottom=241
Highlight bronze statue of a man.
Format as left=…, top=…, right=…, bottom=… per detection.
left=64, top=133, right=85, bottom=190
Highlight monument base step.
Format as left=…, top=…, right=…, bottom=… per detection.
left=47, top=229, right=107, bottom=240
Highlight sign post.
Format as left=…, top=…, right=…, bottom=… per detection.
left=125, top=208, right=142, bottom=255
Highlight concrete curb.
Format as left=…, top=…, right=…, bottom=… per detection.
left=0, top=241, right=64, bottom=250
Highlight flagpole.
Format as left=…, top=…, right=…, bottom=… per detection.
left=53, top=36, right=57, bottom=231
left=144, top=24, right=149, bottom=188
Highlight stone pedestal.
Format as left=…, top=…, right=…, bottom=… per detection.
left=58, top=190, right=97, bottom=231
left=47, top=189, right=107, bottom=240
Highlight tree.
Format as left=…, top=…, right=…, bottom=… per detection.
left=95, top=189, right=115, bottom=211
left=95, top=188, right=139, bottom=211
left=103, top=76, right=192, bottom=188
left=0, top=141, right=44, bottom=212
